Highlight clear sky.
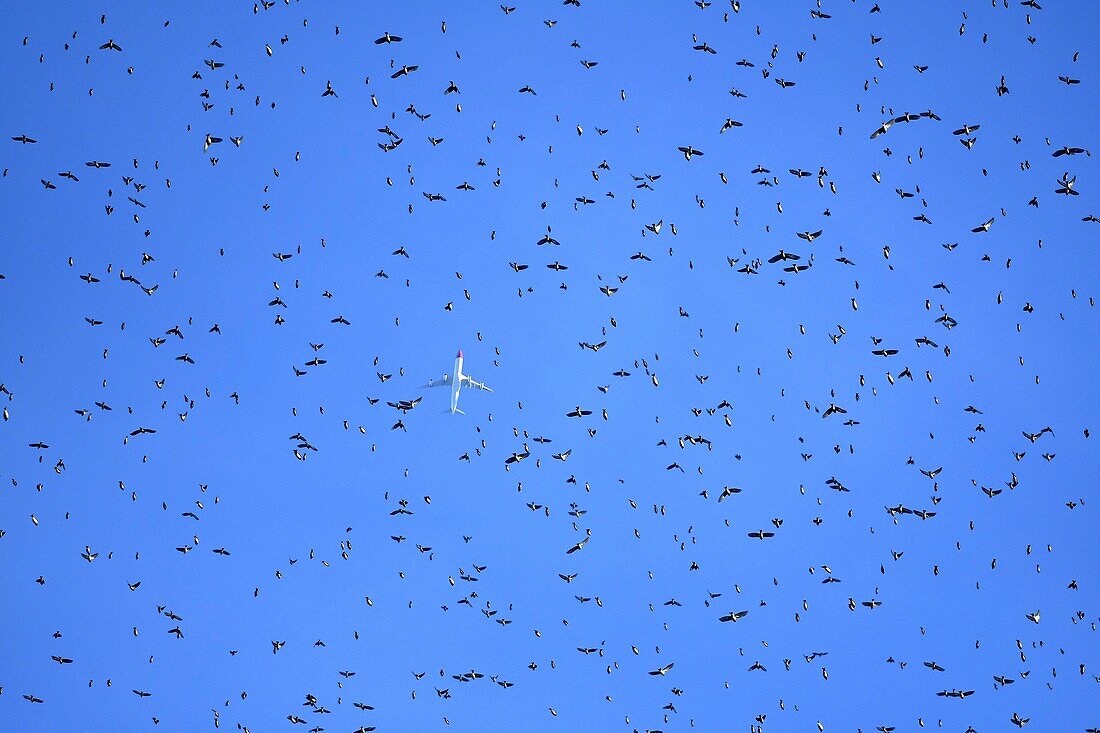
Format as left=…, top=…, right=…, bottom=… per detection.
left=1, top=1, right=1098, bottom=731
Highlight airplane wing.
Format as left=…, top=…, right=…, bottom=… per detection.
left=422, top=374, right=451, bottom=388
left=461, top=375, right=493, bottom=392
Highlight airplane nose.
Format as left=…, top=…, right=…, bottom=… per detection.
left=457, top=349, right=463, bottom=358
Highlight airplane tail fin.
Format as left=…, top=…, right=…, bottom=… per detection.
left=443, top=408, right=465, bottom=415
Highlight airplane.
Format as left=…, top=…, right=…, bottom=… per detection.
left=423, top=350, right=492, bottom=414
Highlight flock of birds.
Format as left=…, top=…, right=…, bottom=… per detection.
left=1, top=1, right=1098, bottom=732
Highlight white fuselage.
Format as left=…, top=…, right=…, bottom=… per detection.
left=451, top=354, right=463, bottom=413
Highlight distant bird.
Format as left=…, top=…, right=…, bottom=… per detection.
left=719, top=610, right=748, bottom=622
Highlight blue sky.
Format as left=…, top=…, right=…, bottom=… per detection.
left=1, top=1, right=1098, bottom=731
